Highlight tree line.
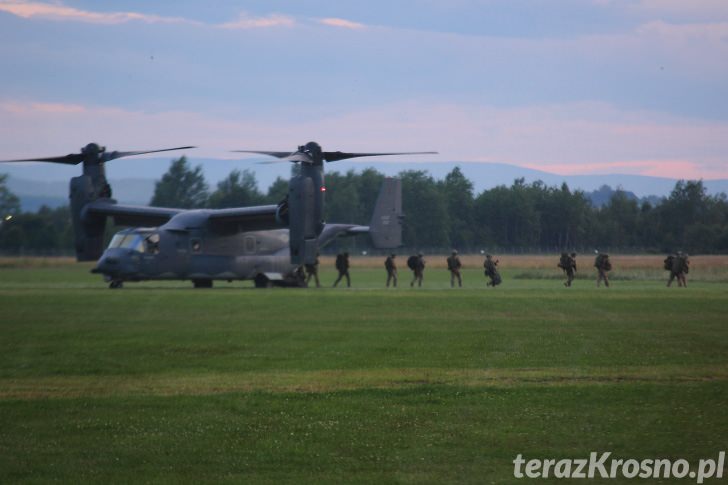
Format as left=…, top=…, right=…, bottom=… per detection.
left=2, top=157, right=728, bottom=255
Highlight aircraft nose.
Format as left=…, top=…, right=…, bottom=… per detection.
left=91, top=255, right=119, bottom=274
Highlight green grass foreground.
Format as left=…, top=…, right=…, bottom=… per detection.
left=1, top=264, right=727, bottom=483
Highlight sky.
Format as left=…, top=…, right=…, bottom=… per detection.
left=1, top=0, right=728, bottom=180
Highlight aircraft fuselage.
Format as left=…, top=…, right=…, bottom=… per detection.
left=93, top=226, right=302, bottom=287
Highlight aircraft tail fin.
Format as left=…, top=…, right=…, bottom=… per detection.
left=368, top=177, right=402, bottom=249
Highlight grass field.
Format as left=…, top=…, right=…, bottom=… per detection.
left=1, top=257, right=727, bottom=483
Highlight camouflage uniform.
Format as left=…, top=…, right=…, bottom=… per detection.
left=333, top=252, right=351, bottom=287
left=305, top=253, right=321, bottom=288
left=483, top=254, right=501, bottom=287
left=665, top=254, right=678, bottom=287
left=558, top=252, right=577, bottom=287
left=666, top=252, right=689, bottom=287
left=594, top=252, right=611, bottom=288
left=385, top=254, right=398, bottom=288
left=410, top=253, right=425, bottom=287
left=679, top=253, right=689, bottom=287
left=447, top=250, right=463, bottom=288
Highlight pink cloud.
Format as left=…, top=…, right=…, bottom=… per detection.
left=637, top=20, right=728, bottom=41
left=0, top=101, right=86, bottom=115
left=0, top=0, right=195, bottom=25
left=219, top=13, right=295, bottom=30
left=2, top=99, right=728, bottom=180
left=0, top=1, right=293, bottom=29
left=318, top=17, right=366, bottom=30
left=631, top=0, right=728, bottom=19
left=521, top=160, right=707, bottom=180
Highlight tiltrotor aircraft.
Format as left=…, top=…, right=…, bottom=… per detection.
left=2, top=142, right=433, bottom=288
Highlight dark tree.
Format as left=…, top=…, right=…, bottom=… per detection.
left=324, top=170, right=363, bottom=224
left=399, top=170, right=449, bottom=248
left=150, top=157, right=208, bottom=208
left=0, top=205, right=73, bottom=254
left=265, top=176, right=290, bottom=204
left=441, top=167, right=475, bottom=250
left=474, top=179, right=540, bottom=248
left=0, top=174, right=20, bottom=217
left=596, top=189, right=640, bottom=248
left=355, top=168, right=386, bottom=224
left=207, top=169, right=264, bottom=208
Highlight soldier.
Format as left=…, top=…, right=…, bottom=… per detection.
left=385, top=253, right=398, bottom=287
left=333, top=251, right=351, bottom=287
left=594, top=251, right=611, bottom=288
left=483, top=254, right=501, bottom=287
left=678, top=252, right=690, bottom=287
left=558, top=252, right=577, bottom=287
left=664, top=253, right=677, bottom=287
left=446, top=250, right=463, bottom=288
left=408, top=252, right=425, bottom=287
left=666, top=252, right=689, bottom=287
left=304, top=252, right=321, bottom=288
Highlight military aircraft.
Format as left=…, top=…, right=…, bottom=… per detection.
left=1, top=141, right=434, bottom=288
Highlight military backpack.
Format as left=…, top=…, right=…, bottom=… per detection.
left=407, top=255, right=418, bottom=270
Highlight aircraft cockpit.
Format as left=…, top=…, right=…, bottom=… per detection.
left=107, top=229, right=160, bottom=254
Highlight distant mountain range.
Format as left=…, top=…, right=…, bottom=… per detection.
left=3, top=158, right=728, bottom=211
left=5, top=177, right=156, bottom=211
left=583, top=185, right=663, bottom=208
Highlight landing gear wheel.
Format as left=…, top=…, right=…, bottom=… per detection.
left=294, top=267, right=307, bottom=288
left=109, top=280, right=123, bottom=289
left=192, top=279, right=213, bottom=288
left=254, top=274, right=272, bottom=288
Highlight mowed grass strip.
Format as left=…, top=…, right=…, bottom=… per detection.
left=2, top=365, right=728, bottom=399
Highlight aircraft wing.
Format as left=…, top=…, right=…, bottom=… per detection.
left=84, top=200, right=281, bottom=232
left=84, top=200, right=182, bottom=227
left=207, top=205, right=280, bottom=232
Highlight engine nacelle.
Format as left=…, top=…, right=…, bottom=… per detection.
left=70, top=175, right=106, bottom=261
left=275, top=199, right=289, bottom=225
left=287, top=162, right=325, bottom=265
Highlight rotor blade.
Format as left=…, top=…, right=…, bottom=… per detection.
left=231, top=150, right=293, bottom=159
left=106, top=146, right=196, bottom=160
left=285, top=153, right=314, bottom=163
left=323, top=151, right=438, bottom=162
left=0, top=153, right=85, bottom=165
left=232, top=150, right=314, bottom=164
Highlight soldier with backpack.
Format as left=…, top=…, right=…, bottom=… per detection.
left=333, top=251, right=351, bottom=287
left=558, top=252, right=577, bottom=287
left=594, top=251, right=612, bottom=288
left=483, top=254, right=501, bottom=287
left=408, top=252, right=426, bottom=287
left=384, top=253, right=398, bottom=288
left=446, top=250, right=463, bottom=288
left=666, top=251, right=689, bottom=287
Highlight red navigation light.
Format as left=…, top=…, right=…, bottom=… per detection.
left=320, top=186, right=327, bottom=192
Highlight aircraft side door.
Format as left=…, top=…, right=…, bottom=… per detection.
left=243, top=235, right=256, bottom=254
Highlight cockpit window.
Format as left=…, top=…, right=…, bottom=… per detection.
left=108, top=233, right=128, bottom=249
left=145, top=233, right=160, bottom=254
left=107, top=233, right=145, bottom=253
